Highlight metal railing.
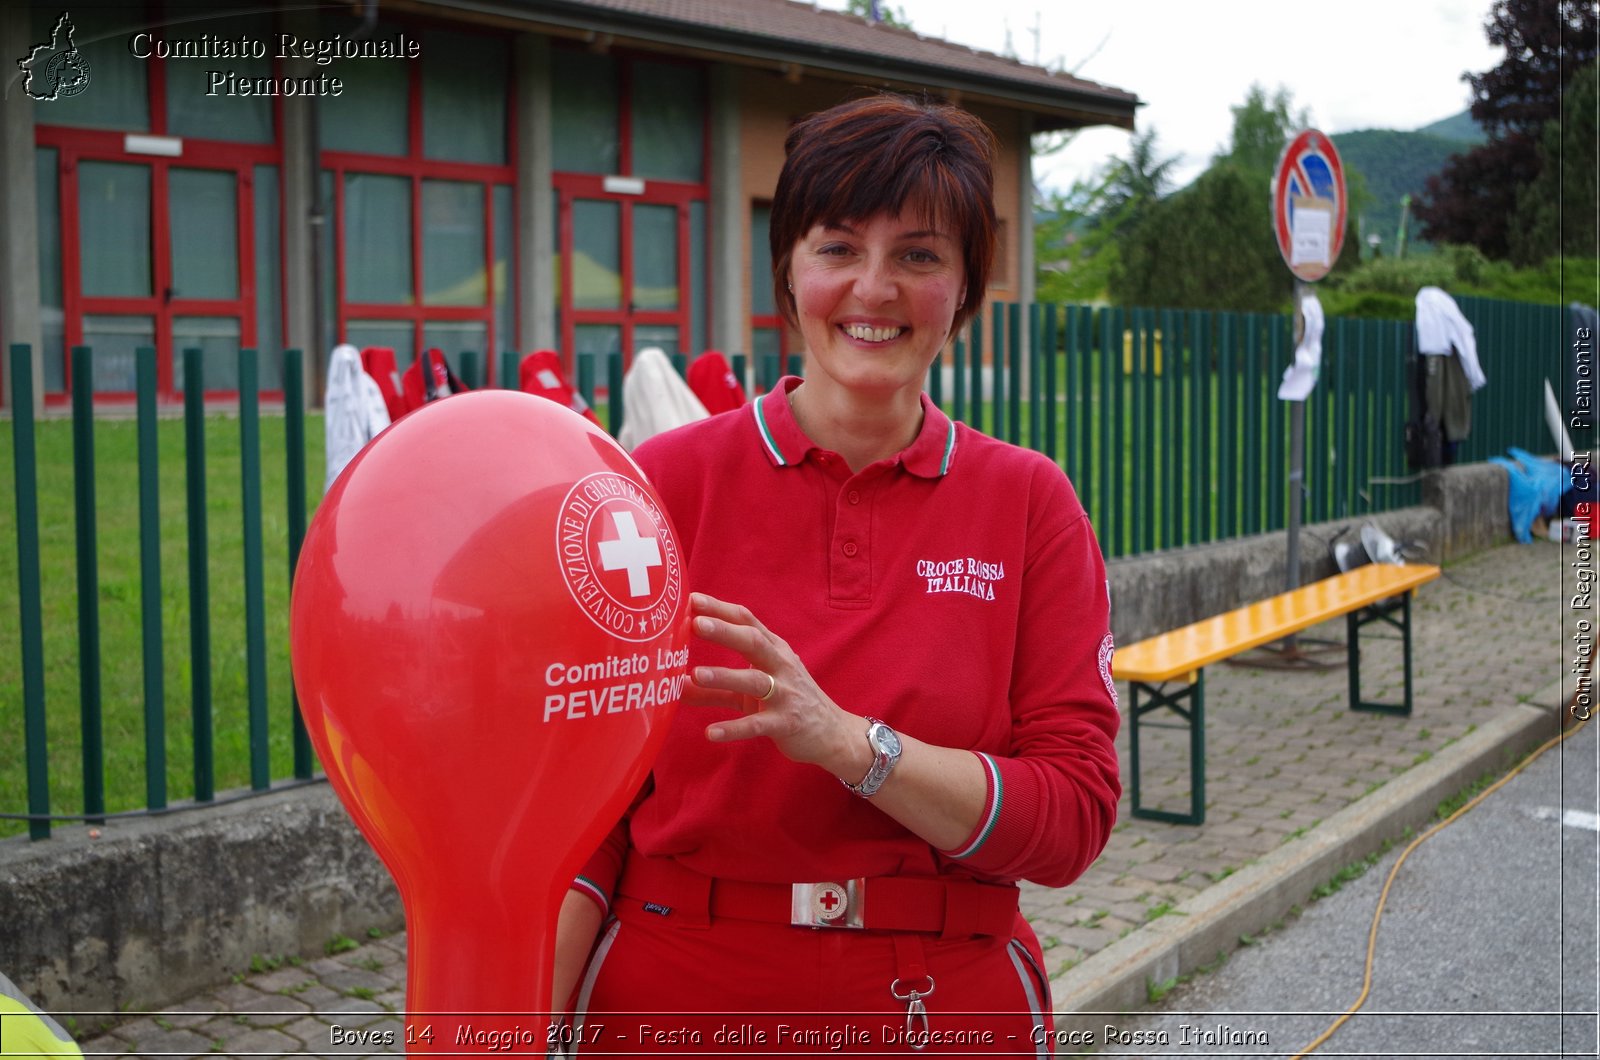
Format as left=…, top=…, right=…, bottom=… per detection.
left=2, top=295, right=1567, bottom=836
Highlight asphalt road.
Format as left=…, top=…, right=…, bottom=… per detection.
left=1098, top=716, right=1598, bottom=1059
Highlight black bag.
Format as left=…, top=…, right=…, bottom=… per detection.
left=1403, top=331, right=1443, bottom=471
left=1404, top=415, right=1443, bottom=471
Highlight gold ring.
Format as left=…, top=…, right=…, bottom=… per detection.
left=757, top=671, right=777, bottom=702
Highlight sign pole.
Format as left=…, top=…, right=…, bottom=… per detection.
left=1258, top=129, right=1345, bottom=667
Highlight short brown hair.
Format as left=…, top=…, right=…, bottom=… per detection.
left=769, top=93, right=997, bottom=336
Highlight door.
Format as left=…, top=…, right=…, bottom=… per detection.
left=556, top=179, right=695, bottom=377
left=59, top=152, right=263, bottom=403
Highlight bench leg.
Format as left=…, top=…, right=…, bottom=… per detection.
left=1347, top=589, right=1415, bottom=716
left=1129, top=671, right=1206, bottom=825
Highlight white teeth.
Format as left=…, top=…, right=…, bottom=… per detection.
left=844, top=324, right=902, bottom=342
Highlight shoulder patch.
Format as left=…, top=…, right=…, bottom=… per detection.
left=1098, top=632, right=1119, bottom=710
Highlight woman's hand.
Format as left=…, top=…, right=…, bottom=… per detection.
left=684, top=592, right=988, bottom=850
left=682, top=593, right=867, bottom=777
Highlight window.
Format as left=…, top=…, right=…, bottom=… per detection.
left=321, top=24, right=515, bottom=372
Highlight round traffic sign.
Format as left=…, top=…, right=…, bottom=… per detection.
left=1271, top=129, right=1346, bottom=283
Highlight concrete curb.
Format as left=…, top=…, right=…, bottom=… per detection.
left=1048, top=696, right=1560, bottom=1029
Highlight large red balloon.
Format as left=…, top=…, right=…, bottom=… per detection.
left=291, top=391, right=687, bottom=1051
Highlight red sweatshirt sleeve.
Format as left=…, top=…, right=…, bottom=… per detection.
left=938, top=466, right=1122, bottom=887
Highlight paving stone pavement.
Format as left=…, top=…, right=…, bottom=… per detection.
left=72, top=540, right=1566, bottom=1058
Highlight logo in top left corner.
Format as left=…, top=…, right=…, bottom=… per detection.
left=18, top=13, right=91, bottom=102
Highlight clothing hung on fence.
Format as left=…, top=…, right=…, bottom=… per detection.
left=1413, top=287, right=1486, bottom=465
left=359, top=347, right=406, bottom=422
left=616, top=346, right=709, bottom=451
left=400, top=348, right=467, bottom=413
left=519, top=350, right=601, bottom=427
left=323, top=343, right=391, bottom=491
left=685, top=350, right=748, bottom=414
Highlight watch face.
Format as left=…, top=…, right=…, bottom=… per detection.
left=874, top=725, right=902, bottom=756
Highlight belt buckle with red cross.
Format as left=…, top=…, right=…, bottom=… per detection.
left=791, top=879, right=865, bottom=929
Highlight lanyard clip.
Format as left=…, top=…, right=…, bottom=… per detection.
left=891, top=977, right=935, bottom=1051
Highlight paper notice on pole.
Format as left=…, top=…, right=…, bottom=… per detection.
left=1278, top=292, right=1325, bottom=402
left=1290, top=198, right=1333, bottom=267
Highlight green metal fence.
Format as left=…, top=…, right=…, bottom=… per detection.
left=935, top=297, right=1564, bottom=559
left=1, top=295, right=1568, bottom=836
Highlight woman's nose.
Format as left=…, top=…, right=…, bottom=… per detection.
left=851, top=257, right=898, bottom=305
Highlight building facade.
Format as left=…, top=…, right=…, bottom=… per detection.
left=0, top=0, right=1136, bottom=410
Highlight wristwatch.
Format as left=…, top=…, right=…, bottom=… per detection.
left=842, top=717, right=902, bottom=798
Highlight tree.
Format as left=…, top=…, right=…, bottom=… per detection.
left=1509, top=60, right=1599, bottom=265
left=1034, top=130, right=1179, bottom=304
left=1415, top=0, right=1598, bottom=257
left=1221, top=84, right=1309, bottom=180
left=1098, top=129, right=1181, bottom=236
left=1105, top=85, right=1359, bottom=311
left=1110, top=161, right=1290, bottom=312
left=843, top=0, right=912, bottom=30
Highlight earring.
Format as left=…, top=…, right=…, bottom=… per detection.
left=786, top=282, right=793, bottom=292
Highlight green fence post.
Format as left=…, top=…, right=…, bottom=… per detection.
left=1111, top=307, right=1126, bottom=557
left=136, top=346, right=167, bottom=811
left=968, top=317, right=984, bottom=436
left=1267, top=316, right=1286, bottom=530
left=1333, top=318, right=1353, bottom=519
left=1316, top=310, right=1332, bottom=525
left=284, top=349, right=314, bottom=780
left=12, top=346, right=51, bottom=838
left=952, top=334, right=967, bottom=424
left=929, top=343, right=943, bottom=408
left=1008, top=302, right=1022, bottom=446
left=1241, top=315, right=1262, bottom=536
left=183, top=349, right=215, bottom=802
left=1139, top=309, right=1156, bottom=554
left=1217, top=314, right=1236, bottom=540
left=1098, top=308, right=1118, bottom=556
left=1196, top=313, right=1203, bottom=547
left=786, top=353, right=804, bottom=379
left=71, top=347, right=105, bottom=821
left=1161, top=310, right=1180, bottom=550
left=604, top=352, right=623, bottom=434
left=672, top=353, right=688, bottom=379
left=731, top=354, right=749, bottom=399
left=239, top=348, right=270, bottom=791
left=1077, top=307, right=1093, bottom=513
left=499, top=350, right=518, bottom=390
left=1042, top=303, right=1058, bottom=463
left=992, top=305, right=1008, bottom=443
left=457, top=350, right=480, bottom=390
left=1352, top=319, right=1370, bottom=511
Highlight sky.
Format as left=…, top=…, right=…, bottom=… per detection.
left=817, top=0, right=1503, bottom=193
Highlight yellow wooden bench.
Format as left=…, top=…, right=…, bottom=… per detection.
left=1112, top=562, right=1442, bottom=825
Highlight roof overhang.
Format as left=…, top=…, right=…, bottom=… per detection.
left=374, top=0, right=1139, bottom=133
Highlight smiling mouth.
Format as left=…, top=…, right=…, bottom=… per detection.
left=841, top=324, right=904, bottom=343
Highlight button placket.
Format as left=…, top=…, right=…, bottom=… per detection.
left=829, top=476, right=873, bottom=604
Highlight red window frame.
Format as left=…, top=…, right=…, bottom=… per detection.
left=550, top=46, right=710, bottom=379
left=321, top=41, right=518, bottom=375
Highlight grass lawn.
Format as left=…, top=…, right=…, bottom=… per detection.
left=1, top=411, right=326, bottom=838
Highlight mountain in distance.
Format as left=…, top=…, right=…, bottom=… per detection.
left=1332, top=110, right=1482, bottom=257
left=1415, top=109, right=1486, bottom=144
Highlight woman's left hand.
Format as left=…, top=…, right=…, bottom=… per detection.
left=683, top=593, right=863, bottom=773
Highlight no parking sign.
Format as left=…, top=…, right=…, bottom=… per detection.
left=1271, top=129, right=1346, bottom=283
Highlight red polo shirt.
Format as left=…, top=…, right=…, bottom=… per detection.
left=574, top=377, right=1120, bottom=912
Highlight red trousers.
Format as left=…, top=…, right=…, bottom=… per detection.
left=566, top=895, right=1055, bottom=1056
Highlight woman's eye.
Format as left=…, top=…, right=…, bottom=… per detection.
left=817, top=243, right=850, bottom=256
left=905, top=249, right=939, bottom=264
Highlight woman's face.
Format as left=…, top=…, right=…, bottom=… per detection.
left=788, top=210, right=965, bottom=402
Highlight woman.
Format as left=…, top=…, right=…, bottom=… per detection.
left=552, top=94, right=1121, bottom=1054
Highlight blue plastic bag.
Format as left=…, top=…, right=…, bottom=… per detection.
left=1490, top=448, right=1571, bottom=543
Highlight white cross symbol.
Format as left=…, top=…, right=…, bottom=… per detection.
left=597, top=510, right=662, bottom=598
